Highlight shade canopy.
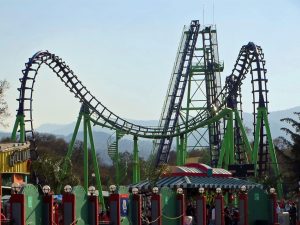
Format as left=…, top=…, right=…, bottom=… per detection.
left=131, top=175, right=262, bottom=190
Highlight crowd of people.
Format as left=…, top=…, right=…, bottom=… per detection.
left=277, top=201, right=297, bottom=225
left=184, top=200, right=298, bottom=225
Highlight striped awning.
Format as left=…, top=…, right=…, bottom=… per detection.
left=130, top=176, right=262, bottom=190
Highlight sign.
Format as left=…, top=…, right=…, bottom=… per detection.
left=28, top=196, right=33, bottom=208
left=9, top=150, right=31, bottom=167
left=120, top=195, right=129, bottom=217
left=254, top=193, right=260, bottom=201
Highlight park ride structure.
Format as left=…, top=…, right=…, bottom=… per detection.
left=9, top=20, right=282, bottom=200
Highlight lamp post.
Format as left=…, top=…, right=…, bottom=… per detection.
left=11, top=182, right=21, bottom=194
left=215, top=187, right=224, bottom=225
left=152, top=187, right=159, bottom=194
left=151, top=187, right=161, bottom=225
left=88, top=186, right=96, bottom=196
left=132, top=187, right=139, bottom=195
left=42, top=185, right=51, bottom=195
left=88, top=185, right=99, bottom=225
left=62, top=185, right=75, bottom=224
left=176, top=187, right=185, bottom=225
left=197, top=187, right=207, bottom=225
left=131, top=187, right=142, bottom=225
left=42, top=185, right=54, bottom=225
left=176, top=188, right=183, bottom=195
left=238, top=185, right=248, bottom=225
left=64, top=185, right=72, bottom=194
left=109, top=185, right=117, bottom=194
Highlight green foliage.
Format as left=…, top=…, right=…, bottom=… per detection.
left=142, top=153, right=168, bottom=186
left=188, top=148, right=211, bottom=164
left=31, top=156, right=80, bottom=193
left=273, top=112, right=300, bottom=196
left=31, top=133, right=81, bottom=193
left=252, top=174, right=283, bottom=191
left=0, top=80, right=10, bottom=127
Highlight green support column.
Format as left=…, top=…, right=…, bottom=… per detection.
left=234, top=110, right=252, bottom=161
left=252, top=109, right=263, bottom=169
left=217, top=129, right=227, bottom=168
left=225, top=130, right=230, bottom=169
left=261, top=108, right=283, bottom=197
left=176, top=138, right=180, bottom=165
left=227, top=111, right=234, bottom=165
left=176, top=127, right=181, bottom=166
left=217, top=110, right=234, bottom=169
left=83, top=113, right=89, bottom=192
left=65, top=113, right=83, bottom=163
left=11, top=114, right=26, bottom=142
left=251, top=107, right=282, bottom=197
left=180, top=134, right=186, bottom=165
left=87, top=120, right=106, bottom=211
left=133, top=136, right=140, bottom=183
left=59, top=112, right=83, bottom=193
left=115, top=130, right=120, bottom=187
left=176, top=134, right=185, bottom=166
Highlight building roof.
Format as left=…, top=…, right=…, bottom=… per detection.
left=131, top=175, right=262, bottom=190
left=131, top=163, right=262, bottom=190
left=0, top=142, right=30, bottom=152
left=165, top=163, right=232, bottom=178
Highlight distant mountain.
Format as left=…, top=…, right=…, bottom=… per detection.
left=36, top=119, right=158, bottom=136
left=1, top=106, right=299, bottom=163
left=0, top=131, right=10, bottom=140
left=242, top=106, right=300, bottom=140
left=64, top=131, right=153, bottom=164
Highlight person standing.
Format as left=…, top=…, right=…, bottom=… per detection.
left=224, top=207, right=231, bottom=225
left=289, top=203, right=297, bottom=225
left=211, top=205, right=216, bottom=225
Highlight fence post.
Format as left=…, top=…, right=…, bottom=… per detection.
left=10, top=193, right=25, bottom=225
left=238, top=186, right=248, bottom=225
left=43, top=194, right=54, bottom=225
left=109, top=192, right=121, bottom=225
left=196, top=187, right=206, bottom=225
left=88, top=194, right=99, bottom=225
left=131, top=188, right=142, bottom=225
left=176, top=188, right=185, bottom=225
left=62, top=185, right=76, bottom=225
left=151, top=187, right=162, bottom=225
left=215, top=188, right=224, bottom=225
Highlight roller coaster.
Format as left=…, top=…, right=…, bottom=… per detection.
left=10, top=20, right=281, bottom=197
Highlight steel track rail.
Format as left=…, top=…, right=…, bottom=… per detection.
left=16, top=42, right=266, bottom=143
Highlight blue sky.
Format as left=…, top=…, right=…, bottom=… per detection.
left=1, top=0, right=299, bottom=131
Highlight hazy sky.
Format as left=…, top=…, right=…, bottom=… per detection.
left=1, top=0, right=299, bottom=132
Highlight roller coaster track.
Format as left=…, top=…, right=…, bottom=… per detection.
left=15, top=36, right=269, bottom=172
left=154, top=20, right=200, bottom=165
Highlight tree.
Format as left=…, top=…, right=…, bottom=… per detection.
left=278, top=112, right=300, bottom=194
left=0, top=80, right=10, bottom=127
left=31, top=155, right=80, bottom=193
left=31, top=133, right=82, bottom=193
left=188, top=148, right=211, bottom=164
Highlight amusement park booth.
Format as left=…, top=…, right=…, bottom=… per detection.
left=0, top=142, right=31, bottom=195
left=129, top=163, right=264, bottom=225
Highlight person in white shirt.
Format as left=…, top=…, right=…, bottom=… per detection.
left=211, top=206, right=216, bottom=225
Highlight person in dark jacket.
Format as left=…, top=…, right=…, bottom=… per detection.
left=289, top=203, right=297, bottom=225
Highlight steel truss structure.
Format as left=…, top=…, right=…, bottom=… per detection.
left=11, top=20, right=282, bottom=197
